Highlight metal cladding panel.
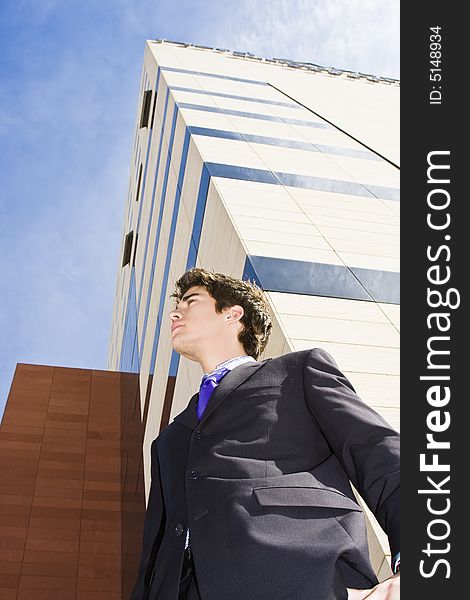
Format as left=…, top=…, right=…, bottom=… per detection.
left=0, top=364, right=145, bottom=599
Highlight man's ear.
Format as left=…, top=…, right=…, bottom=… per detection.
left=224, top=305, right=244, bottom=324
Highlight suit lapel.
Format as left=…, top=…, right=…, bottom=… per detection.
left=173, top=359, right=271, bottom=430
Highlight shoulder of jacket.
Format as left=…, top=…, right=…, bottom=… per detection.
left=266, top=348, right=314, bottom=365
left=153, top=419, right=180, bottom=445
left=150, top=420, right=177, bottom=450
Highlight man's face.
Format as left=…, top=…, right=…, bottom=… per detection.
left=169, top=286, right=229, bottom=358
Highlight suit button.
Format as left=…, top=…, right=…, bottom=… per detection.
left=174, top=523, right=184, bottom=536
left=189, top=470, right=199, bottom=480
left=195, top=430, right=203, bottom=439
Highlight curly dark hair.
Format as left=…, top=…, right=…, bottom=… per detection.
left=171, top=268, right=272, bottom=359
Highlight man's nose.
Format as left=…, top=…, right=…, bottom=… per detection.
left=169, top=309, right=182, bottom=322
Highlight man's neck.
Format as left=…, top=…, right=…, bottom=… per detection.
left=198, top=349, right=247, bottom=374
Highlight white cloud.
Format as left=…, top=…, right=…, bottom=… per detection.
left=205, top=0, right=399, bottom=78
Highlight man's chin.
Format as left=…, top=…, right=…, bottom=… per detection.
left=171, top=342, right=199, bottom=364
left=171, top=340, right=181, bottom=353
left=171, top=338, right=189, bottom=357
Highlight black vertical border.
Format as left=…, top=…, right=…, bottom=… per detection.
left=402, top=4, right=464, bottom=597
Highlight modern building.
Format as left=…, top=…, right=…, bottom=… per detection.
left=108, top=39, right=399, bottom=581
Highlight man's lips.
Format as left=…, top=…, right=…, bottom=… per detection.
left=171, top=323, right=184, bottom=334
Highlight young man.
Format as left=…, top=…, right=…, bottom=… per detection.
left=131, top=268, right=400, bottom=600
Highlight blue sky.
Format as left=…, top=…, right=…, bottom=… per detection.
left=0, top=0, right=399, bottom=417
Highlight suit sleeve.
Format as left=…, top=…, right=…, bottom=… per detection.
left=303, top=347, right=400, bottom=560
left=130, top=438, right=166, bottom=600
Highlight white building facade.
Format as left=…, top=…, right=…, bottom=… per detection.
left=108, top=40, right=399, bottom=581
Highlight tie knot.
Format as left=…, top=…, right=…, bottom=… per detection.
left=202, top=367, right=229, bottom=387
left=202, top=377, right=216, bottom=386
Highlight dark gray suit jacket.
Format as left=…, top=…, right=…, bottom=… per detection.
left=130, top=348, right=400, bottom=600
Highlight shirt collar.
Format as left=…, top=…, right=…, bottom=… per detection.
left=201, top=355, right=256, bottom=382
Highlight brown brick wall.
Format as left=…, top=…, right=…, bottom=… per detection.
left=0, top=364, right=145, bottom=600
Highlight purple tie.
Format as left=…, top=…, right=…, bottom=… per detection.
left=196, top=367, right=229, bottom=420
